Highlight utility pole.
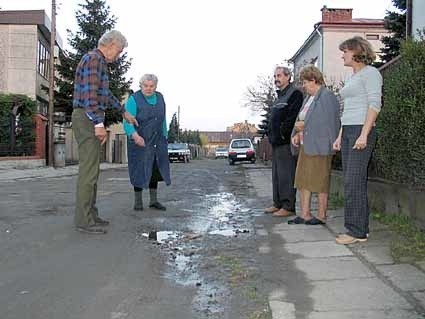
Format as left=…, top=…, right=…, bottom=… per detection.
left=406, top=0, right=413, bottom=38
left=47, top=0, right=56, bottom=166
left=177, top=105, right=180, bottom=141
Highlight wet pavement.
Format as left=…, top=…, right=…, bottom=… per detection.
left=0, top=159, right=424, bottom=318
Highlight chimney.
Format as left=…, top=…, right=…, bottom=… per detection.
left=321, top=6, right=352, bottom=23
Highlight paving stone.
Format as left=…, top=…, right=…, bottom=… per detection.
left=295, top=256, right=374, bottom=281
left=269, top=300, right=295, bottom=319
left=325, top=216, right=346, bottom=234
left=284, top=241, right=353, bottom=259
left=327, top=209, right=344, bottom=217
left=258, top=244, right=271, bottom=254
left=366, top=230, right=395, bottom=246
left=277, top=228, right=335, bottom=243
left=256, top=228, right=268, bottom=236
left=412, top=291, right=425, bottom=310
left=307, top=309, right=421, bottom=319
left=377, top=264, right=425, bottom=292
left=355, top=244, right=394, bottom=265
left=310, top=278, right=412, bottom=312
left=273, top=223, right=313, bottom=232
left=416, top=261, right=425, bottom=272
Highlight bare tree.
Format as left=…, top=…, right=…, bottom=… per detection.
left=242, top=75, right=276, bottom=114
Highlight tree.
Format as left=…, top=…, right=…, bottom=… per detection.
left=179, top=129, right=201, bottom=145
left=55, top=0, right=132, bottom=126
left=243, top=75, right=276, bottom=113
left=257, top=106, right=270, bottom=137
left=168, top=113, right=179, bottom=143
left=380, top=0, right=406, bottom=64
left=243, top=75, right=276, bottom=137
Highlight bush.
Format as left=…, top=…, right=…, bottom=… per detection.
left=0, top=94, right=37, bottom=156
left=373, top=38, right=425, bottom=187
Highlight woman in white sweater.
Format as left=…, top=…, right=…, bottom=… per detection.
left=333, top=36, right=383, bottom=245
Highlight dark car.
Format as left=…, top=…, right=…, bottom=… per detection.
left=168, top=143, right=190, bottom=163
left=228, top=138, right=256, bottom=165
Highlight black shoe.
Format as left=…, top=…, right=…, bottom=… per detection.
left=94, top=217, right=110, bottom=226
left=288, top=216, right=305, bottom=224
left=149, top=202, right=166, bottom=211
left=76, top=226, right=107, bottom=234
left=305, top=217, right=326, bottom=225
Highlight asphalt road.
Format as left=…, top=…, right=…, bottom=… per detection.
left=0, top=159, right=279, bottom=319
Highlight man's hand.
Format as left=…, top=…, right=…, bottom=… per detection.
left=123, top=111, right=139, bottom=127
left=132, top=132, right=145, bottom=147
left=95, top=126, right=108, bottom=145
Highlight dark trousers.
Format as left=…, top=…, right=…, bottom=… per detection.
left=72, top=108, right=100, bottom=227
left=341, top=125, right=376, bottom=238
left=272, top=144, right=297, bottom=212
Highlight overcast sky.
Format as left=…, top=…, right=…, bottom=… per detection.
left=1, top=0, right=395, bottom=131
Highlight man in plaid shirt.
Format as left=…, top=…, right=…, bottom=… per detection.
left=72, top=30, right=137, bottom=234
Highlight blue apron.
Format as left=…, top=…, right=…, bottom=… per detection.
left=127, top=91, right=171, bottom=189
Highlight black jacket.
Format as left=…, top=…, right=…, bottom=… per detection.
left=268, top=83, right=303, bottom=146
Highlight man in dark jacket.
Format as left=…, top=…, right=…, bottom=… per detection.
left=264, top=66, right=303, bottom=217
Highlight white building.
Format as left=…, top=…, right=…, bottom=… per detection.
left=289, top=6, right=390, bottom=87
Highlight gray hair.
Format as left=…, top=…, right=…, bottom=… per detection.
left=98, top=30, right=128, bottom=49
left=275, top=66, right=292, bottom=81
left=139, top=74, right=158, bottom=86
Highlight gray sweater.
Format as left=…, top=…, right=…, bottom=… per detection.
left=340, top=65, right=383, bottom=125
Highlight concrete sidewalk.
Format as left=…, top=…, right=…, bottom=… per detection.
left=0, top=163, right=127, bottom=182
left=244, top=163, right=425, bottom=319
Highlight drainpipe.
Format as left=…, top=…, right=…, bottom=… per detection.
left=315, top=27, right=323, bottom=72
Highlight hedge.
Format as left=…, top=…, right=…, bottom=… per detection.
left=373, top=38, right=425, bottom=187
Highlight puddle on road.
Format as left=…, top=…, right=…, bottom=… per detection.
left=136, top=191, right=253, bottom=316
left=139, top=230, right=179, bottom=244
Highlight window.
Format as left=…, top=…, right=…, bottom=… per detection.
left=37, top=40, right=50, bottom=79
left=366, top=34, right=380, bottom=40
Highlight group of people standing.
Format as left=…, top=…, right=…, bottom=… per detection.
left=264, top=36, right=382, bottom=245
left=70, top=30, right=382, bottom=242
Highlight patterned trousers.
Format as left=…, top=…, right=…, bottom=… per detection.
left=341, top=125, right=376, bottom=238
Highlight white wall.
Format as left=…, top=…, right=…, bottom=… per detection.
left=293, top=34, right=321, bottom=80
left=323, top=27, right=389, bottom=86
left=412, top=0, right=425, bottom=40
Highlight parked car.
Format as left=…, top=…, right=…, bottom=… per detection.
left=228, top=138, right=256, bottom=165
left=168, top=143, right=191, bottom=163
left=215, top=147, right=228, bottom=159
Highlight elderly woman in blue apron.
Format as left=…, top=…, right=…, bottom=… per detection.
left=123, top=74, right=171, bottom=211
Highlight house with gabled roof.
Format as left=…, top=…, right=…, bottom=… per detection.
left=288, top=6, right=390, bottom=87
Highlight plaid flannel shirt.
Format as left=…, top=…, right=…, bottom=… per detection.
left=72, top=49, right=123, bottom=125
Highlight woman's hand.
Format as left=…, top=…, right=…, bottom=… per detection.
left=294, top=121, right=305, bottom=132
left=123, top=111, right=139, bottom=127
left=332, top=135, right=342, bottom=151
left=132, top=132, right=145, bottom=147
left=291, top=134, right=300, bottom=148
left=353, top=133, right=367, bottom=150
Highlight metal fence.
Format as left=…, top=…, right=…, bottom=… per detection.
left=0, top=120, right=35, bottom=157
